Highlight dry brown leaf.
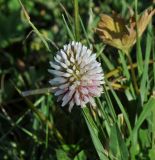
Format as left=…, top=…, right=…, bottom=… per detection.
left=96, top=8, right=155, bottom=54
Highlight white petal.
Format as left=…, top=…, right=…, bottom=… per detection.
left=88, top=96, right=96, bottom=106
left=74, top=91, right=80, bottom=106
left=60, top=50, right=67, bottom=60
left=68, top=99, right=74, bottom=112
left=49, top=62, right=61, bottom=70
left=59, top=83, right=70, bottom=89
left=67, top=68, right=73, bottom=73
left=56, top=54, right=62, bottom=61
left=83, top=96, right=89, bottom=103
left=62, top=89, right=75, bottom=106
left=84, top=49, right=92, bottom=59
left=48, top=69, right=66, bottom=77
left=69, top=77, right=75, bottom=82
left=76, top=43, right=82, bottom=60
left=80, top=46, right=87, bottom=57
left=55, top=89, right=67, bottom=96
left=49, top=77, right=67, bottom=84
left=87, top=54, right=96, bottom=63
left=63, top=45, right=68, bottom=51
left=80, top=87, right=88, bottom=94
left=71, top=41, right=75, bottom=46
left=70, top=56, right=75, bottom=63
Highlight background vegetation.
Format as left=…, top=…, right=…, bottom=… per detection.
left=0, top=0, right=155, bottom=159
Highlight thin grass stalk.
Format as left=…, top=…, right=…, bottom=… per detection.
left=79, top=16, right=90, bottom=44
left=152, top=25, right=155, bottom=153
left=106, top=80, right=132, bottom=135
left=62, top=14, right=75, bottom=40
left=74, top=0, right=80, bottom=41
left=103, top=84, right=117, bottom=121
left=105, top=60, right=154, bottom=79
left=153, top=30, right=155, bottom=86
left=129, top=97, right=155, bottom=159
left=24, top=97, right=64, bottom=143
left=126, top=54, right=139, bottom=96
left=96, top=97, right=111, bottom=125
left=96, top=98, right=111, bottom=136
left=119, top=51, right=135, bottom=98
left=82, top=107, right=108, bottom=160
left=100, top=54, right=115, bottom=70
left=14, top=85, right=65, bottom=144
left=140, top=24, right=152, bottom=105
left=152, top=105, right=155, bottom=150
left=19, top=0, right=51, bottom=52
left=135, top=0, right=143, bottom=75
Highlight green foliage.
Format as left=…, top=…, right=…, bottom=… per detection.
left=0, top=0, right=155, bottom=159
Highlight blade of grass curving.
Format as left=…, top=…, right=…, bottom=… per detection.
left=45, top=112, right=49, bottom=148
left=106, top=80, right=132, bottom=135
left=153, top=28, right=155, bottom=86
left=140, top=24, right=152, bottom=105
left=126, top=53, right=139, bottom=96
left=129, top=96, right=155, bottom=159
left=13, top=84, right=65, bottom=144
left=18, top=0, right=51, bottom=52
left=100, top=53, right=115, bottom=71
left=59, top=2, right=73, bottom=24
left=82, top=107, right=109, bottom=160
left=119, top=51, right=135, bottom=99
left=0, top=109, right=30, bottom=141
left=62, top=14, right=75, bottom=41
left=96, top=45, right=105, bottom=58
left=19, top=127, right=39, bottom=143
left=105, top=60, right=154, bottom=79
left=151, top=99, right=155, bottom=152
left=103, top=85, right=117, bottom=122
left=45, top=95, right=52, bottom=148
left=109, top=123, right=129, bottom=160
left=40, top=96, right=49, bottom=148
left=79, top=16, right=90, bottom=45
left=96, top=98, right=111, bottom=137
left=135, top=0, right=143, bottom=75
left=34, top=96, right=45, bottom=107
left=132, top=96, right=155, bottom=136
left=60, top=2, right=76, bottom=41
left=96, top=97, right=111, bottom=126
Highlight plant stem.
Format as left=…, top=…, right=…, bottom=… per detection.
left=135, top=0, right=143, bottom=75
left=19, top=0, right=51, bottom=52
left=14, top=84, right=65, bottom=144
left=103, top=84, right=117, bottom=121
left=127, top=54, right=139, bottom=96
left=82, top=107, right=108, bottom=160
left=74, top=0, right=80, bottom=41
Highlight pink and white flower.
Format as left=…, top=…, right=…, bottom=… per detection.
left=48, top=41, right=104, bottom=111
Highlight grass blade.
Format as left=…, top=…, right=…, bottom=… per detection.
left=82, top=107, right=109, bottom=160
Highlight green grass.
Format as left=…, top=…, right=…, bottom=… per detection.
left=0, top=0, right=155, bottom=159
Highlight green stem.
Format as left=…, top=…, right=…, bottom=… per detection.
left=74, top=0, right=80, bottom=41
left=106, top=80, right=132, bottom=135
left=14, top=84, right=65, bottom=144
left=19, top=0, right=51, bottom=52
left=82, top=107, right=108, bottom=160
left=24, top=97, right=64, bottom=143
left=135, top=0, right=143, bottom=75
left=127, top=54, right=139, bottom=96
left=103, top=84, right=117, bottom=121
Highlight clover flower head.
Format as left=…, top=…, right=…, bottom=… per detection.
left=48, top=41, right=104, bottom=111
